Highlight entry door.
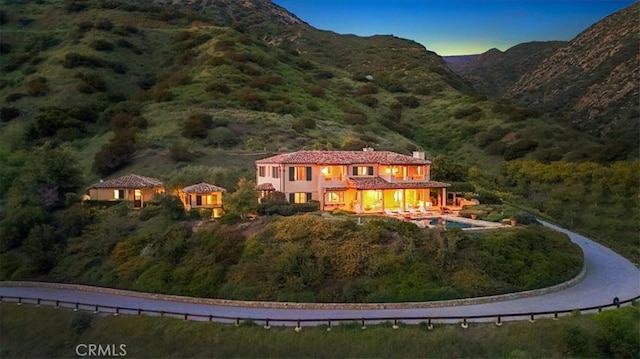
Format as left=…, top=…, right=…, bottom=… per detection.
left=134, top=189, right=142, bottom=208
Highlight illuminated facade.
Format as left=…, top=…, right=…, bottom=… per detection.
left=255, top=149, right=450, bottom=213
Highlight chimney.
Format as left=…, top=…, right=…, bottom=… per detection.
left=362, top=147, right=374, bottom=152
left=412, top=151, right=425, bottom=159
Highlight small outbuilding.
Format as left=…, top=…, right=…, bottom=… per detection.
left=181, top=182, right=226, bottom=218
left=87, top=174, right=164, bottom=208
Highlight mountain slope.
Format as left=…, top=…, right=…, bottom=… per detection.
left=446, top=42, right=566, bottom=97
left=506, top=3, right=639, bottom=159
left=0, top=0, right=613, bottom=187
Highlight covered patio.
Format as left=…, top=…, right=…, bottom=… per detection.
left=344, top=177, right=451, bottom=215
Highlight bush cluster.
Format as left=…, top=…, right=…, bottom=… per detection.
left=0, top=106, right=20, bottom=122
left=62, top=52, right=127, bottom=74
left=256, top=201, right=319, bottom=216
left=182, top=113, right=213, bottom=139
left=25, top=105, right=99, bottom=142
left=454, top=105, right=483, bottom=119
left=75, top=72, right=107, bottom=93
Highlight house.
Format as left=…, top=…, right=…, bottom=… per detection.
left=87, top=174, right=164, bottom=208
left=180, top=182, right=226, bottom=218
left=255, top=149, right=451, bottom=213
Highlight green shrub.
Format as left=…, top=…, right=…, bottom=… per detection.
left=358, top=95, right=379, bottom=108
left=314, top=70, right=334, bottom=80
left=503, top=139, right=538, bottom=160
left=92, top=129, right=136, bottom=176
left=26, top=77, right=48, bottom=96
left=454, top=105, right=483, bottom=119
left=137, top=74, right=156, bottom=90
left=292, top=117, right=316, bottom=133
left=95, top=18, right=114, bottom=31
left=256, top=201, right=319, bottom=216
left=76, top=21, right=93, bottom=32
left=355, top=83, right=378, bottom=96
left=62, top=52, right=127, bottom=73
left=234, top=90, right=266, bottom=111
left=205, top=82, right=230, bottom=95
left=395, top=95, right=420, bottom=108
left=307, top=85, right=324, bottom=98
left=76, top=72, right=107, bottom=93
left=306, top=102, right=319, bottom=111
left=344, top=111, right=367, bottom=125
left=295, top=58, right=314, bottom=70
left=182, top=113, right=213, bottom=139
left=0, top=10, right=7, bottom=25
left=209, top=127, right=239, bottom=148
left=0, top=42, right=12, bottom=54
left=90, top=39, right=114, bottom=52
left=65, top=0, right=88, bottom=12
left=0, top=106, right=20, bottom=121
left=4, top=92, right=27, bottom=102
left=485, top=141, right=507, bottom=156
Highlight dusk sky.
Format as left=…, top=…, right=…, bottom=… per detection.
left=272, top=0, right=636, bottom=55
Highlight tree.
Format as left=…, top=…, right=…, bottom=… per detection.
left=431, top=155, right=467, bottom=182
left=223, top=178, right=258, bottom=219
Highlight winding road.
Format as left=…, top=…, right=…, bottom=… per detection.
left=1, top=220, right=639, bottom=325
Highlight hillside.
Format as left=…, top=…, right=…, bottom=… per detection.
left=446, top=42, right=566, bottom=97
left=0, top=0, right=638, bottom=274
left=0, top=0, right=611, bottom=186
left=506, top=3, right=640, bottom=160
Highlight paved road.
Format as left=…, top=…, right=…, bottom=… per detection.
left=1, top=221, right=639, bottom=325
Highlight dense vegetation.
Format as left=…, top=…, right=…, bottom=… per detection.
left=0, top=199, right=583, bottom=303
left=1, top=304, right=638, bottom=358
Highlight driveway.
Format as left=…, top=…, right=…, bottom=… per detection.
left=1, top=221, right=639, bottom=325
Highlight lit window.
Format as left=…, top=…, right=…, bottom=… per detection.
left=325, top=191, right=344, bottom=203
left=352, top=166, right=374, bottom=176
left=113, top=189, right=125, bottom=199
left=290, top=192, right=311, bottom=203
left=289, top=166, right=312, bottom=181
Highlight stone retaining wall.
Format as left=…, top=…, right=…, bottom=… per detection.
left=0, top=263, right=586, bottom=310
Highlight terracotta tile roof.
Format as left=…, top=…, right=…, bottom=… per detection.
left=346, top=176, right=450, bottom=190
left=89, top=174, right=163, bottom=189
left=182, top=182, right=226, bottom=194
left=324, top=185, right=349, bottom=191
left=256, top=150, right=430, bottom=165
left=256, top=183, right=276, bottom=191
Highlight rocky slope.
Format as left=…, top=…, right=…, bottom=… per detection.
left=506, top=3, right=639, bottom=158
left=447, top=42, right=565, bottom=97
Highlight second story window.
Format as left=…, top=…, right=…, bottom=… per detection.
left=289, top=166, right=312, bottom=181
left=272, top=166, right=280, bottom=178
left=352, top=166, right=374, bottom=176
left=258, top=166, right=266, bottom=177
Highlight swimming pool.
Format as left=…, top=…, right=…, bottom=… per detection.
left=411, top=217, right=478, bottom=229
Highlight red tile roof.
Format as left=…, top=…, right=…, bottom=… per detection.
left=256, top=150, right=430, bottom=165
left=182, top=182, right=226, bottom=194
left=256, top=183, right=276, bottom=191
left=346, top=177, right=450, bottom=190
left=89, top=174, right=163, bottom=189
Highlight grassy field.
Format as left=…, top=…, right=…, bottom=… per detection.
left=1, top=303, right=638, bottom=358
